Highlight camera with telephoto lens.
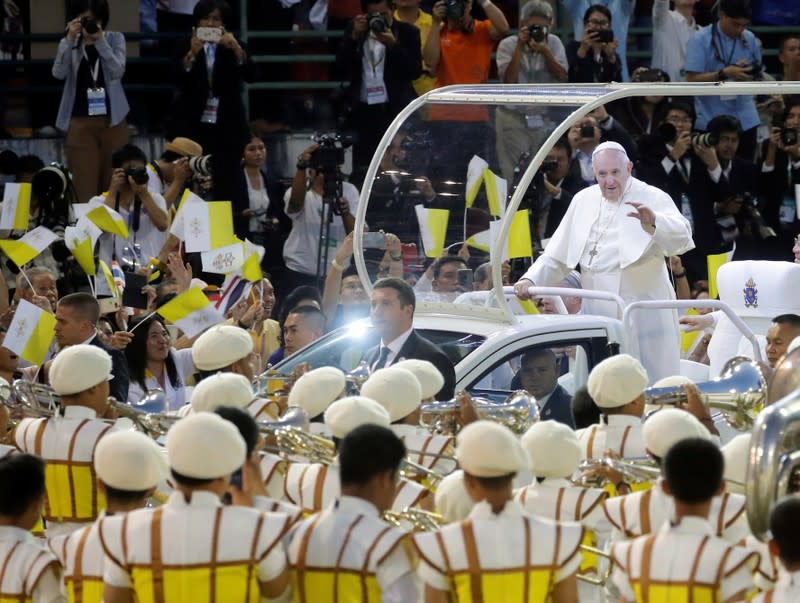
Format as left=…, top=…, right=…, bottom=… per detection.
left=31, top=163, right=71, bottom=205
left=367, top=12, right=387, bottom=34
left=691, top=131, right=719, bottom=148
left=311, top=133, right=354, bottom=212
left=589, top=29, right=614, bottom=43
left=394, top=130, right=433, bottom=174
left=124, top=166, right=148, bottom=185
left=80, top=16, right=99, bottom=34
left=782, top=128, right=799, bottom=146
left=527, top=25, right=548, bottom=43
left=188, top=154, right=214, bottom=177
left=444, top=0, right=465, bottom=20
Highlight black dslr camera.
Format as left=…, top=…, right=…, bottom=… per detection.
left=80, top=16, right=99, bottom=34
left=528, top=25, right=548, bottom=43
left=124, top=166, right=149, bottom=185
left=589, top=29, right=614, bottom=43
left=782, top=128, right=799, bottom=147
left=311, top=133, right=352, bottom=211
left=444, top=0, right=466, bottom=20
left=367, top=12, right=387, bottom=34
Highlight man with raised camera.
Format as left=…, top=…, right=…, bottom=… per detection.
left=636, top=101, right=731, bottom=279
left=424, top=0, right=509, bottom=170
left=566, top=5, right=622, bottom=84
left=283, top=143, right=361, bottom=291
left=495, top=0, right=568, bottom=183
left=685, top=0, right=762, bottom=160
left=537, top=138, right=587, bottom=240
left=146, top=136, right=201, bottom=208
left=89, top=144, right=168, bottom=278
left=759, top=101, right=800, bottom=241
left=336, top=0, right=421, bottom=185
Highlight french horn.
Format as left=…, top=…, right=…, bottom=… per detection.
left=419, top=390, right=539, bottom=435
left=643, top=356, right=767, bottom=431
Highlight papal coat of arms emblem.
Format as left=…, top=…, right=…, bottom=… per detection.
left=743, top=277, right=758, bottom=308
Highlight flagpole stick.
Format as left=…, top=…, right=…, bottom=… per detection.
left=19, top=266, right=35, bottom=293
left=87, top=275, right=95, bottom=297
left=128, top=310, right=157, bottom=333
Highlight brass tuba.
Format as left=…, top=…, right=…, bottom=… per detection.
left=643, top=356, right=767, bottom=431
left=419, top=390, right=540, bottom=435
left=2, top=379, right=61, bottom=418
left=258, top=406, right=336, bottom=465
left=746, top=347, right=800, bottom=541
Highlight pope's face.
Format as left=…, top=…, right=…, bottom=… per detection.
left=593, top=150, right=632, bottom=201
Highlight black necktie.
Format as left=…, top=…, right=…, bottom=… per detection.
left=373, top=346, right=390, bottom=371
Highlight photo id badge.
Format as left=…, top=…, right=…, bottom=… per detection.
left=201, top=96, right=220, bottom=124
left=87, top=87, right=107, bottom=116
left=364, top=75, right=388, bottom=105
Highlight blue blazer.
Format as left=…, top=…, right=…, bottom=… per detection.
left=52, top=31, right=129, bottom=131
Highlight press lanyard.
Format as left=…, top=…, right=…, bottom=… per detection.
left=712, top=23, right=737, bottom=68
left=82, top=46, right=101, bottom=87
left=366, top=38, right=385, bottom=77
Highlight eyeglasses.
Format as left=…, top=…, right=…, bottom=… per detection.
left=586, top=19, right=610, bottom=27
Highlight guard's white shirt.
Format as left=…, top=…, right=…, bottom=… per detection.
left=286, top=495, right=417, bottom=603
left=752, top=570, right=800, bottom=602
left=576, top=414, right=647, bottom=460
left=100, top=490, right=289, bottom=590
left=0, top=526, right=63, bottom=603
left=603, top=477, right=751, bottom=545
left=282, top=182, right=360, bottom=275
left=611, top=516, right=758, bottom=602
left=515, top=478, right=610, bottom=536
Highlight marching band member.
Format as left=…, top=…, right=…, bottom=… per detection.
left=191, top=324, right=257, bottom=383
left=286, top=366, right=346, bottom=437
left=517, top=421, right=609, bottom=527
left=213, top=406, right=303, bottom=524
left=188, top=371, right=278, bottom=420
left=363, top=364, right=455, bottom=473
left=0, top=454, right=64, bottom=603
left=12, top=345, right=121, bottom=536
left=578, top=354, right=649, bottom=460
left=286, top=423, right=418, bottom=602
left=47, top=431, right=168, bottom=603
left=752, top=496, right=800, bottom=603
left=603, top=409, right=750, bottom=545
left=723, top=434, right=780, bottom=590
left=283, top=396, right=432, bottom=513
left=433, top=470, right=473, bottom=524
left=414, top=421, right=584, bottom=603
left=611, top=438, right=758, bottom=602
left=99, top=412, right=292, bottom=603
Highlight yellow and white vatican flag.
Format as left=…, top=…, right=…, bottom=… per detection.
left=201, top=240, right=245, bottom=274
left=415, top=205, right=449, bottom=258
left=707, top=244, right=736, bottom=299
left=156, top=287, right=224, bottom=339
left=4, top=299, right=56, bottom=365
left=482, top=168, right=506, bottom=218
left=181, top=200, right=235, bottom=253
left=465, top=155, right=488, bottom=207
left=87, top=204, right=129, bottom=238
left=169, top=189, right=204, bottom=240
left=241, top=239, right=265, bottom=282
left=64, top=226, right=97, bottom=276
left=0, top=226, right=59, bottom=267
left=0, top=183, right=31, bottom=231
left=488, top=211, right=533, bottom=261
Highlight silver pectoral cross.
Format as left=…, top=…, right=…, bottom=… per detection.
left=588, top=243, right=599, bottom=265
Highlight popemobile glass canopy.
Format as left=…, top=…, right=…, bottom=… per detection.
left=351, top=81, right=800, bottom=324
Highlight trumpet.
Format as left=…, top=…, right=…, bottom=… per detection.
left=574, top=457, right=660, bottom=488
left=399, top=458, right=446, bottom=491
left=383, top=507, right=444, bottom=532
left=258, top=407, right=336, bottom=465
left=420, top=390, right=539, bottom=435
left=252, top=369, right=294, bottom=398
left=577, top=545, right=613, bottom=586
left=643, top=356, right=767, bottom=431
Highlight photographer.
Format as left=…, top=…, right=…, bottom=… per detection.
left=52, top=0, right=129, bottom=203
left=424, top=0, right=509, bottom=171
left=636, top=101, right=729, bottom=280
left=566, top=5, right=622, bottom=84
left=146, top=136, right=201, bottom=208
left=336, top=0, right=422, bottom=185
left=283, top=144, right=360, bottom=291
left=685, top=0, right=762, bottom=160
left=495, top=0, right=567, bottom=182
left=89, top=144, right=168, bottom=277
left=233, top=131, right=291, bottom=289
left=536, top=138, right=586, bottom=240
left=759, top=101, right=800, bottom=239
left=166, top=0, right=257, bottom=204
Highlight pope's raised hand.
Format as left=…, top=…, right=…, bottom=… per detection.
left=626, top=201, right=656, bottom=233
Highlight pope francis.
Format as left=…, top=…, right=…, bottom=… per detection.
left=514, top=141, right=694, bottom=382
